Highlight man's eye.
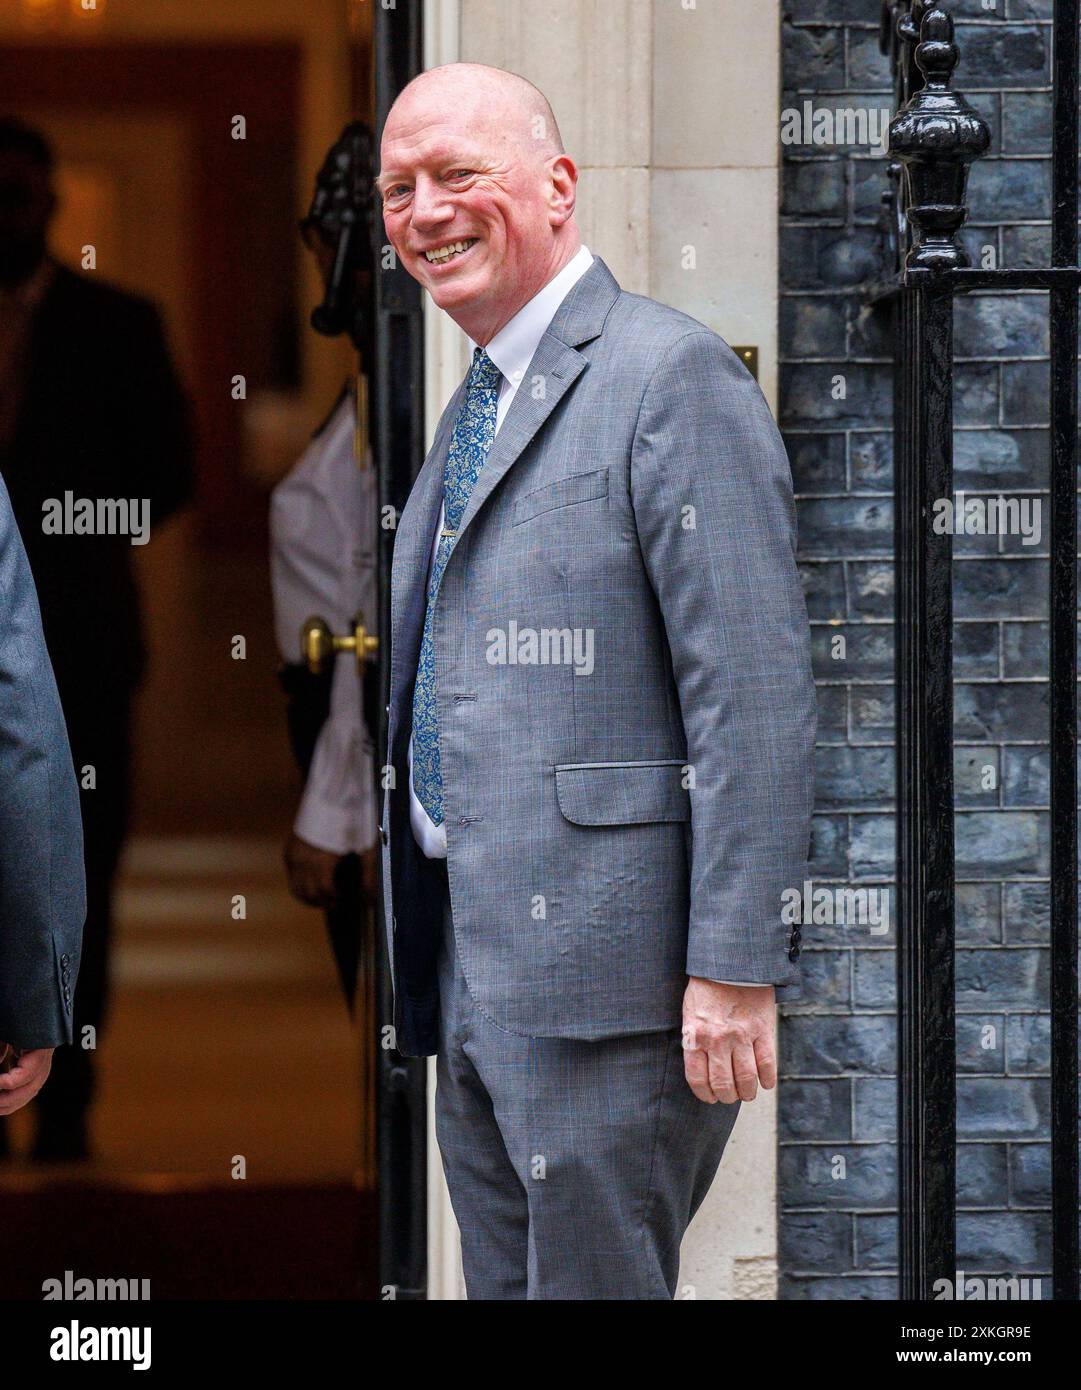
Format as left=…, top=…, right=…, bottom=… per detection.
left=385, top=185, right=411, bottom=202
left=446, top=169, right=473, bottom=181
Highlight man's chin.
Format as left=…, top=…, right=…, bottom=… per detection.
left=426, top=267, right=485, bottom=309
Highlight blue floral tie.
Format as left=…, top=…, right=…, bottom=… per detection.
left=411, top=347, right=502, bottom=825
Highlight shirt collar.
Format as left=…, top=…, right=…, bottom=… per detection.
left=466, top=244, right=594, bottom=389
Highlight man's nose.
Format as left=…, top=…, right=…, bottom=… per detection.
left=410, top=177, right=454, bottom=229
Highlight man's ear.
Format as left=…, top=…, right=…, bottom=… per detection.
left=548, top=155, right=578, bottom=227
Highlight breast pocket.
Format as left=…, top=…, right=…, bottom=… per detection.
left=511, top=468, right=609, bottom=527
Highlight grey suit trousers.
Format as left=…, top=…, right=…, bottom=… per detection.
left=435, top=893, right=740, bottom=1300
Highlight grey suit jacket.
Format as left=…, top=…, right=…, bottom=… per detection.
left=382, top=256, right=815, bottom=1058
left=0, top=474, right=86, bottom=1050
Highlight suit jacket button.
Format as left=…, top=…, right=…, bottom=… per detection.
left=61, top=954, right=69, bottom=966
left=790, top=928, right=802, bottom=946
left=788, top=945, right=800, bottom=962
left=380, top=826, right=388, bottom=846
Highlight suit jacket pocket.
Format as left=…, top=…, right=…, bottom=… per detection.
left=512, top=468, right=609, bottom=526
left=554, top=759, right=690, bottom=826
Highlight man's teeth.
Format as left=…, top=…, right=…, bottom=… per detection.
left=425, top=239, right=476, bottom=263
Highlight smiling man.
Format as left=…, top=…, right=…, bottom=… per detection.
left=377, top=63, right=815, bottom=1300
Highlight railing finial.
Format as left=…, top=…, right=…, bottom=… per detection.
left=887, top=4, right=990, bottom=274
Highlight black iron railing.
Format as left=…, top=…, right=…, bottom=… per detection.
left=372, top=0, right=428, bottom=1302
left=874, top=0, right=1079, bottom=1300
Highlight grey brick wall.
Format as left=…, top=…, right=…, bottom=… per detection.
left=778, top=0, right=1058, bottom=1299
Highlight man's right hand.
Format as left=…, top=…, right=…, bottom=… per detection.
left=284, top=831, right=342, bottom=910
left=0, top=1046, right=54, bottom=1115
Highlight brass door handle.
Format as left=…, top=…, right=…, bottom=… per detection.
left=301, top=612, right=379, bottom=676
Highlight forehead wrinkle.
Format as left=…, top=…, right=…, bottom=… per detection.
left=378, top=121, right=513, bottom=195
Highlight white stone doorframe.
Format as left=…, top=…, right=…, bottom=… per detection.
left=418, top=0, right=782, bottom=1302
left=418, top=0, right=466, bottom=1305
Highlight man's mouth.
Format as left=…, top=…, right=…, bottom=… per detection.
left=423, top=238, right=478, bottom=266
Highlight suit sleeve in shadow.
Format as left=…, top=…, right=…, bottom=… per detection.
left=0, top=474, right=86, bottom=1050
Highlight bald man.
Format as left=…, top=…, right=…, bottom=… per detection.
left=377, top=64, right=815, bottom=1300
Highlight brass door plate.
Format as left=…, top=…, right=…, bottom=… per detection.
left=731, top=345, right=759, bottom=381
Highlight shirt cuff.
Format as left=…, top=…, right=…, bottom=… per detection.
left=293, top=794, right=376, bottom=856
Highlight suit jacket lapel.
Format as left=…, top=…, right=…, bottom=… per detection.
left=387, top=256, right=621, bottom=737
left=388, top=378, right=467, bottom=726
left=453, top=334, right=584, bottom=543
left=453, top=255, right=620, bottom=547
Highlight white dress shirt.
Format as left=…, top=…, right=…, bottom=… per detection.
left=408, top=244, right=595, bottom=859
left=270, top=389, right=378, bottom=855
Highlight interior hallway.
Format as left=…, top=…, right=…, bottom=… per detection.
left=3, top=539, right=376, bottom=1298
left=0, top=0, right=377, bottom=1299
